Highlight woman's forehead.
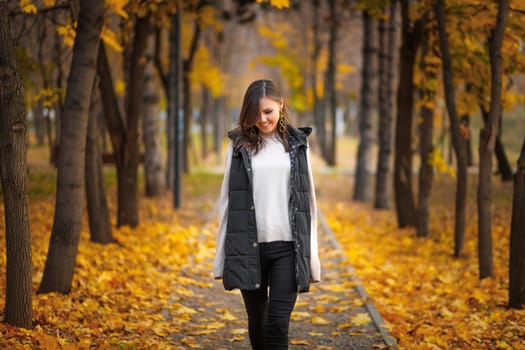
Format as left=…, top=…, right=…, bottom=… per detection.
left=259, top=96, right=279, bottom=109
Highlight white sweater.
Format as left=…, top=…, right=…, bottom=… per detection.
left=213, top=135, right=321, bottom=283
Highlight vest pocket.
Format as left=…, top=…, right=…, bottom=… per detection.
left=225, top=232, right=249, bottom=256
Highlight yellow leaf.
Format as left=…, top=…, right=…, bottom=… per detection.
left=311, top=316, right=330, bottom=325
left=101, top=26, right=124, bottom=53
left=290, top=339, right=311, bottom=345
left=350, top=313, right=371, bottom=326
left=114, top=79, right=126, bottom=97
left=22, top=4, right=38, bottom=13
left=230, top=328, right=248, bottom=335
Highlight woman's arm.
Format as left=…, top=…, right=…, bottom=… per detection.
left=213, top=143, right=233, bottom=279
left=306, top=145, right=321, bottom=283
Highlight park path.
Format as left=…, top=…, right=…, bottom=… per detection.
left=164, top=202, right=397, bottom=349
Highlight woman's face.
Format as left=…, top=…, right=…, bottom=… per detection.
left=255, top=96, right=283, bottom=135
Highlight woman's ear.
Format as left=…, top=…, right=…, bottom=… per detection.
left=279, top=98, right=284, bottom=111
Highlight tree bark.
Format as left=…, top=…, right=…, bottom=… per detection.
left=478, top=0, right=508, bottom=279
left=310, top=0, right=326, bottom=159
left=354, top=10, right=376, bottom=201
left=509, top=139, right=525, bottom=308
left=182, top=16, right=201, bottom=173
left=417, top=30, right=436, bottom=238
left=118, top=15, right=152, bottom=226
left=436, top=0, right=470, bottom=257
left=375, top=0, right=396, bottom=210
left=480, top=105, right=513, bottom=182
left=143, top=33, right=164, bottom=196
left=325, top=0, right=337, bottom=166
left=394, top=0, right=421, bottom=228
left=0, top=0, right=33, bottom=328
left=170, top=3, right=183, bottom=208
left=38, top=0, right=104, bottom=294
left=201, top=86, right=210, bottom=159
left=85, top=84, right=113, bottom=244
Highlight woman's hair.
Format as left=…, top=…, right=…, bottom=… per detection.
left=230, top=79, right=290, bottom=153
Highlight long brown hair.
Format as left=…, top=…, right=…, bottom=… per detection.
left=229, top=79, right=290, bottom=153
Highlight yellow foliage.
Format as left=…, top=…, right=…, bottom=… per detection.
left=198, top=6, right=222, bottom=32
left=56, top=23, right=76, bottom=47
left=191, top=46, right=225, bottom=97
left=114, top=79, right=126, bottom=97
left=20, top=0, right=37, bottom=14
left=428, top=148, right=455, bottom=177
left=107, top=0, right=130, bottom=19
left=321, top=172, right=523, bottom=349
left=101, top=26, right=124, bottom=53
left=256, top=0, right=290, bottom=9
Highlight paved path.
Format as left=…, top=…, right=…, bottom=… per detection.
left=165, top=207, right=397, bottom=349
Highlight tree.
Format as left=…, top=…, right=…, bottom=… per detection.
left=477, top=0, right=509, bottom=279
left=324, top=0, right=338, bottom=166
left=85, top=82, right=113, bottom=244
left=436, top=0, right=469, bottom=257
left=38, top=0, right=104, bottom=294
left=97, top=13, right=153, bottom=227
left=374, top=0, right=396, bottom=210
left=143, top=33, right=164, bottom=196
left=416, top=25, right=438, bottom=238
left=0, top=0, right=33, bottom=328
left=509, top=136, right=525, bottom=308
left=393, top=0, right=422, bottom=228
left=354, top=9, right=377, bottom=201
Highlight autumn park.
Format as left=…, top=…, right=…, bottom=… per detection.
left=1, top=0, right=525, bottom=348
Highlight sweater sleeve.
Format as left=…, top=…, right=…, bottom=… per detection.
left=213, top=143, right=233, bottom=279
left=307, top=145, right=321, bottom=283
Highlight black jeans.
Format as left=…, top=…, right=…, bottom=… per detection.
left=241, top=241, right=298, bottom=350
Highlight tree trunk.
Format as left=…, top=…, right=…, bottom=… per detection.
left=478, top=0, right=508, bottom=279
left=436, top=0, right=469, bottom=257
left=182, top=18, right=201, bottom=173
left=118, top=15, right=152, bottom=226
left=38, top=0, right=104, bottom=294
left=85, top=84, right=113, bottom=244
left=0, top=0, right=33, bottom=328
left=375, top=0, right=396, bottom=210
left=325, top=0, right=337, bottom=166
left=170, top=4, right=183, bottom=208
left=201, top=86, right=210, bottom=159
left=417, top=31, right=436, bottom=238
left=509, top=140, right=525, bottom=308
left=460, top=113, right=474, bottom=166
left=394, top=0, right=420, bottom=228
left=310, top=0, right=326, bottom=159
left=153, top=27, right=173, bottom=189
left=479, top=105, right=513, bottom=182
left=143, top=33, right=164, bottom=197
left=354, top=10, right=376, bottom=201
left=495, top=136, right=513, bottom=181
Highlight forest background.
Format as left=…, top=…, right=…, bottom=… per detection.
left=1, top=0, right=525, bottom=348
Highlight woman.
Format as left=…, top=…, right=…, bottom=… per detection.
left=213, top=79, right=321, bottom=349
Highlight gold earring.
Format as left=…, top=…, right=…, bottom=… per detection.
left=279, top=114, right=286, bottom=133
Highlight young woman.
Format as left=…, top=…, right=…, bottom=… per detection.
left=213, top=79, right=321, bottom=349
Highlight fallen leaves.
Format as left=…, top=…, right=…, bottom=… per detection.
left=320, top=174, right=525, bottom=349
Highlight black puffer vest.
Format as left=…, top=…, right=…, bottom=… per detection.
left=222, top=126, right=312, bottom=293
